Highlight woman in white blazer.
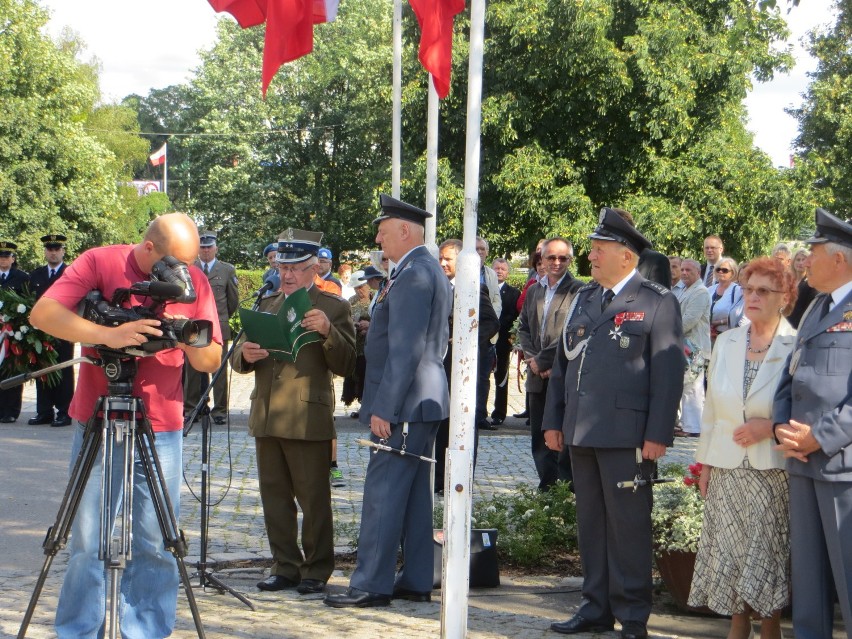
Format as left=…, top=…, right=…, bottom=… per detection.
left=688, top=257, right=799, bottom=639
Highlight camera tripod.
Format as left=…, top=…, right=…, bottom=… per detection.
left=9, top=351, right=206, bottom=639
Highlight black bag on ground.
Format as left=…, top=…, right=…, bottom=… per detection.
left=432, top=528, right=500, bottom=588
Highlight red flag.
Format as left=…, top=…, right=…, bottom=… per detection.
left=408, top=0, right=465, bottom=99
left=209, top=0, right=339, bottom=96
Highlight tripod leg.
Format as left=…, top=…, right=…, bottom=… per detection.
left=134, top=405, right=207, bottom=639
left=18, top=415, right=104, bottom=639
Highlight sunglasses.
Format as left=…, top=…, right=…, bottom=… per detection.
left=742, top=285, right=782, bottom=297
left=546, top=255, right=571, bottom=263
left=715, top=267, right=731, bottom=274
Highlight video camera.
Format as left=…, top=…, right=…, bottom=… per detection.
left=79, top=256, right=213, bottom=356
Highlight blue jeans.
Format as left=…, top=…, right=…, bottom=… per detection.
left=55, top=423, right=183, bottom=639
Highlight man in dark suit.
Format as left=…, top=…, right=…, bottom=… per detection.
left=490, top=257, right=521, bottom=425
left=637, top=248, right=672, bottom=288
left=27, top=234, right=74, bottom=427
left=543, top=208, right=684, bottom=639
left=773, top=208, right=852, bottom=638
left=700, top=234, right=725, bottom=286
left=0, top=240, right=30, bottom=423
left=231, top=229, right=355, bottom=595
left=517, top=237, right=583, bottom=491
left=325, top=195, right=452, bottom=608
left=183, top=230, right=239, bottom=424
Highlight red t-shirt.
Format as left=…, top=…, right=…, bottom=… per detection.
left=43, top=245, right=223, bottom=432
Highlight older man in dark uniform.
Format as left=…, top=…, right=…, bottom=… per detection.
left=0, top=240, right=30, bottom=423
left=543, top=208, right=684, bottom=639
left=231, top=229, right=355, bottom=595
left=184, top=230, right=239, bottom=424
left=773, top=208, right=852, bottom=639
left=325, top=195, right=452, bottom=608
left=28, top=234, right=74, bottom=427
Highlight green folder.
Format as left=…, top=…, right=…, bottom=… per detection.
left=238, top=288, right=321, bottom=363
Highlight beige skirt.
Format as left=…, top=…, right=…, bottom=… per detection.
left=687, top=458, right=790, bottom=617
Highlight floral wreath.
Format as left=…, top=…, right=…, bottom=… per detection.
left=0, top=288, right=60, bottom=386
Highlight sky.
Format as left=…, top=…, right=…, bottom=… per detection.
left=40, top=0, right=837, bottom=168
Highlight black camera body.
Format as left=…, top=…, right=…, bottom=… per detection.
left=78, top=257, right=213, bottom=356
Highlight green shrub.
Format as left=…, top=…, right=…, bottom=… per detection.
left=435, top=481, right=578, bottom=566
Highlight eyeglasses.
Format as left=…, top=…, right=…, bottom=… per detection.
left=715, top=267, right=731, bottom=273
left=545, top=255, right=571, bottom=263
left=742, top=285, right=782, bottom=297
left=277, top=263, right=315, bottom=274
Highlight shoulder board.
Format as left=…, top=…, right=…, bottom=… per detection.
left=577, top=282, right=597, bottom=294
left=317, top=289, right=344, bottom=301
left=641, top=280, right=669, bottom=296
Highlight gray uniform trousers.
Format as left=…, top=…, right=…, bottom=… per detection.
left=350, top=420, right=440, bottom=596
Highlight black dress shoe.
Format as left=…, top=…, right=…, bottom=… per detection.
left=513, top=410, right=529, bottom=418
left=620, top=621, right=648, bottom=639
left=213, top=416, right=227, bottom=425
left=0, top=416, right=17, bottom=424
left=478, top=420, right=498, bottom=431
left=324, top=587, right=390, bottom=608
left=550, top=614, right=614, bottom=635
left=392, top=588, right=431, bottom=602
left=490, top=417, right=505, bottom=426
left=51, top=415, right=72, bottom=427
left=28, top=414, right=54, bottom=426
left=296, top=578, right=326, bottom=594
left=257, top=575, right=298, bottom=591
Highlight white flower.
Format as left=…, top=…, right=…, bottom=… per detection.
left=14, top=331, right=22, bottom=340
left=1, top=314, right=7, bottom=322
left=20, top=325, right=28, bottom=334
left=0, top=301, right=4, bottom=309
left=17, top=303, right=26, bottom=313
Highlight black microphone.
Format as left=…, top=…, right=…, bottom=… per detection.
left=148, top=281, right=186, bottom=299
left=254, top=271, right=279, bottom=297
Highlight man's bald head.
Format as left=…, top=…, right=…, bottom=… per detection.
left=137, top=213, right=201, bottom=272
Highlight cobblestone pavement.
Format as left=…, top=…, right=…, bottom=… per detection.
left=0, top=362, right=722, bottom=639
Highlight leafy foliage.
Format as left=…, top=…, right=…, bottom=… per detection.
left=651, top=463, right=705, bottom=553
left=792, top=0, right=852, bottom=214
left=0, top=0, right=130, bottom=265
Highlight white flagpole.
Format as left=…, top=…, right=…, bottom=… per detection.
left=392, top=0, right=402, bottom=199
left=163, top=142, right=168, bottom=194
left=424, top=76, right=439, bottom=250
left=441, top=0, right=486, bottom=635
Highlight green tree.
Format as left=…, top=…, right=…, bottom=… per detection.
left=0, top=0, right=128, bottom=266
left=408, top=0, right=810, bottom=261
left=792, top=0, right=852, bottom=213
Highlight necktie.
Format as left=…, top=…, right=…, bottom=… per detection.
left=601, top=289, right=615, bottom=312
left=819, top=294, right=833, bottom=320
left=704, top=266, right=714, bottom=286
left=49, top=269, right=56, bottom=279
left=0, top=273, right=6, bottom=283
left=203, top=262, right=209, bottom=275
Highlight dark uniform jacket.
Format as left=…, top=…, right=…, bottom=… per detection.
left=29, top=264, right=67, bottom=300
left=543, top=273, right=685, bottom=448
left=0, top=267, right=30, bottom=294
left=498, top=282, right=521, bottom=341
left=773, top=290, right=852, bottom=481
left=230, top=286, right=355, bottom=440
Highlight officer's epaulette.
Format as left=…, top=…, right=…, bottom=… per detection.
left=318, top=289, right=344, bottom=302
left=641, top=280, right=669, bottom=296
left=577, top=282, right=598, bottom=294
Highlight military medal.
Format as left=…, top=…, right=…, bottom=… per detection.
left=845, top=310, right=852, bottom=321
left=609, top=314, right=624, bottom=341
left=789, top=348, right=802, bottom=375
left=620, top=335, right=630, bottom=349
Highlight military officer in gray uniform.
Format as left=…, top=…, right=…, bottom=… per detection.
left=325, top=195, right=452, bottom=608
left=184, top=230, right=239, bottom=424
left=773, top=208, right=852, bottom=639
left=543, top=208, right=684, bottom=639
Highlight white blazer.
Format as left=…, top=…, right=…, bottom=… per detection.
left=695, top=319, right=796, bottom=470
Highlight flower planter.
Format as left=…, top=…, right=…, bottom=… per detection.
left=654, top=549, right=716, bottom=616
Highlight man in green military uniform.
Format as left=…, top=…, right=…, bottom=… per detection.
left=231, top=229, right=355, bottom=595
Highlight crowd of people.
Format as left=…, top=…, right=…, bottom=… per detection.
left=2, top=203, right=850, bottom=638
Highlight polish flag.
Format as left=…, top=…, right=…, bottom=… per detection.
left=149, top=143, right=167, bottom=167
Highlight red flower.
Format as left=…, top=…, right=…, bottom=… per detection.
left=688, top=462, right=703, bottom=478
left=10, top=343, right=21, bottom=356
left=683, top=476, right=698, bottom=487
